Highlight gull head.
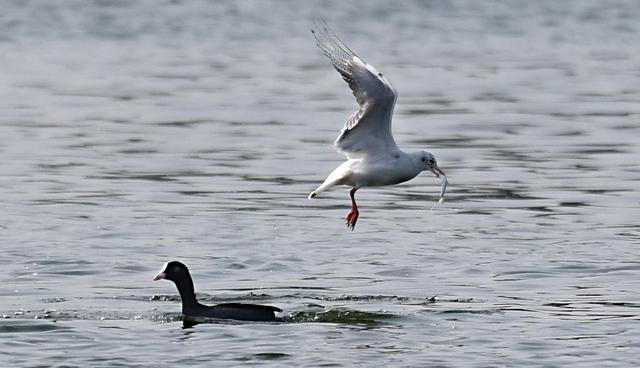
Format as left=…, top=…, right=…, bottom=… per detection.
left=416, top=151, right=444, bottom=177
left=414, top=151, right=448, bottom=203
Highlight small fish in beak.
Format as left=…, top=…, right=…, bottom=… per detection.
left=431, top=167, right=447, bottom=204
left=438, top=174, right=448, bottom=203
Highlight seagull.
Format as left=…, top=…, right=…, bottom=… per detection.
left=308, top=25, right=448, bottom=230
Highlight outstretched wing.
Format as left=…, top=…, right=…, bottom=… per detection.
left=312, top=24, right=399, bottom=158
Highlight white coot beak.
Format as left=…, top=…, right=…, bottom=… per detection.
left=153, top=262, right=169, bottom=281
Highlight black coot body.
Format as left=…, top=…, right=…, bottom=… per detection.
left=154, top=261, right=281, bottom=322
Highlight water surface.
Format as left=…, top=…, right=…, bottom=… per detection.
left=1, top=1, right=639, bottom=366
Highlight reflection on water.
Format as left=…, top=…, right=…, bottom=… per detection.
left=1, top=0, right=640, bottom=366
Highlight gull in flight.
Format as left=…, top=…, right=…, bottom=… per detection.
left=308, top=25, right=448, bottom=230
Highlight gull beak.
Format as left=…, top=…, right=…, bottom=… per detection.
left=432, top=167, right=445, bottom=178
left=431, top=166, right=448, bottom=204
left=153, top=271, right=166, bottom=281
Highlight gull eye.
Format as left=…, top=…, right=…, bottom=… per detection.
left=378, top=73, right=383, bottom=77
left=428, top=158, right=435, bottom=165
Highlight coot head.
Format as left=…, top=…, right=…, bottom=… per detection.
left=153, top=261, right=190, bottom=282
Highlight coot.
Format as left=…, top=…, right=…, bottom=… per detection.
left=153, top=261, right=281, bottom=322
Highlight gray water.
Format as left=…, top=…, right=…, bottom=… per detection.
left=1, top=0, right=639, bottom=366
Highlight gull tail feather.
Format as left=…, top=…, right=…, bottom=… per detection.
left=308, top=178, right=341, bottom=199
left=309, top=161, right=352, bottom=199
left=308, top=184, right=329, bottom=199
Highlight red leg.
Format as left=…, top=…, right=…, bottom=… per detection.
left=345, top=187, right=359, bottom=230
